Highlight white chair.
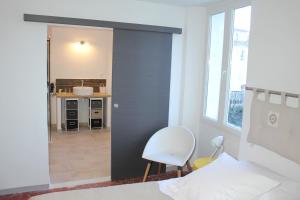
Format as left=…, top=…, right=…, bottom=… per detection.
left=142, top=126, right=195, bottom=182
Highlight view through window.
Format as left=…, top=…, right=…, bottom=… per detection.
left=225, top=6, right=252, bottom=128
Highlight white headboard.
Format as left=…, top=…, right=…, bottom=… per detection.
left=239, top=92, right=300, bottom=181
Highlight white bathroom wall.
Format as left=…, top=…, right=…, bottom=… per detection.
left=239, top=0, right=300, bottom=180
left=0, top=0, right=186, bottom=193
left=49, top=26, right=113, bottom=126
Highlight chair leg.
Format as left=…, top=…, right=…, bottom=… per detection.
left=143, top=162, right=152, bottom=182
left=177, top=166, right=182, bottom=177
left=157, top=163, right=162, bottom=175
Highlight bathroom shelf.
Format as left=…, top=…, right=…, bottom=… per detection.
left=63, top=98, right=79, bottom=131
left=89, top=98, right=103, bottom=129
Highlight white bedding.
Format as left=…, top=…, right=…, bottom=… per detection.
left=30, top=155, right=300, bottom=200
left=240, top=162, right=300, bottom=200
left=30, top=182, right=171, bottom=200
left=159, top=153, right=280, bottom=200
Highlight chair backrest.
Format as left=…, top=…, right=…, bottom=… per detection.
left=210, top=136, right=224, bottom=158
left=143, top=126, right=195, bottom=160
left=211, top=136, right=224, bottom=148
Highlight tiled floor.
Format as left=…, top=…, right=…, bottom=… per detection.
left=49, top=127, right=111, bottom=183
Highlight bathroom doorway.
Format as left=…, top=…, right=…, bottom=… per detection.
left=47, top=25, right=113, bottom=185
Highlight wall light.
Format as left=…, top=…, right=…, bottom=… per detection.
left=71, top=40, right=91, bottom=53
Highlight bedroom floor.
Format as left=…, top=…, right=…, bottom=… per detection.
left=49, top=127, right=111, bottom=183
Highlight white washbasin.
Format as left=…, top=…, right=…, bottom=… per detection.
left=73, top=86, right=93, bottom=96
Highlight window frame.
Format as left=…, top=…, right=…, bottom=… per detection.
left=203, top=11, right=226, bottom=122
left=202, top=0, right=251, bottom=136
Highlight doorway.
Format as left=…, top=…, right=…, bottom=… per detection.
left=39, top=15, right=177, bottom=183
left=47, top=25, right=113, bottom=184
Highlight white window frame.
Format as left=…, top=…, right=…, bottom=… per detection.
left=203, top=11, right=225, bottom=122
left=202, top=0, right=251, bottom=136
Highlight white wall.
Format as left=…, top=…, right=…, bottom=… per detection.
left=179, top=0, right=300, bottom=164
left=0, top=5, right=49, bottom=192
left=168, top=34, right=184, bottom=126
left=239, top=0, right=300, bottom=181
left=0, top=0, right=186, bottom=192
left=49, top=26, right=113, bottom=126
left=8, top=0, right=298, bottom=192
left=179, top=6, right=208, bottom=161
left=179, top=2, right=242, bottom=160
left=178, top=0, right=300, bottom=181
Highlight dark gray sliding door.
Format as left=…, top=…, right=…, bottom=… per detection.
left=111, top=29, right=172, bottom=180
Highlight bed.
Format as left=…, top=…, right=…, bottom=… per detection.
left=30, top=89, right=300, bottom=200
left=31, top=182, right=171, bottom=200
left=30, top=153, right=300, bottom=200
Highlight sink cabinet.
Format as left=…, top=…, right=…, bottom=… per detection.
left=56, top=94, right=110, bottom=131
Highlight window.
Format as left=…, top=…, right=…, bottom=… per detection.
left=204, top=5, right=252, bottom=131
left=225, top=6, right=252, bottom=128
left=204, top=13, right=225, bottom=120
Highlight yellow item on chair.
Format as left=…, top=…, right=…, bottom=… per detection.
left=192, top=136, right=224, bottom=170
left=192, top=157, right=215, bottom=170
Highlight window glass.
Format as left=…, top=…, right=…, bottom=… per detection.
left=225, top=6, right=252, bottom=128
left=205, top=13, right=225, bottom=120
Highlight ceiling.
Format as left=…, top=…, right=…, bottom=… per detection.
left=137, top=0, right=224, bottom=6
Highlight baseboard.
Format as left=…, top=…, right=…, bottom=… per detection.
left=0, top=184, right=49, bottom=196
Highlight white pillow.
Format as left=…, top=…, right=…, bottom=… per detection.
left=159, top=153, right=280, bottom=200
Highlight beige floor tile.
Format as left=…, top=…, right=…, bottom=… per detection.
left=49, top=127, right=111, bottom=183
